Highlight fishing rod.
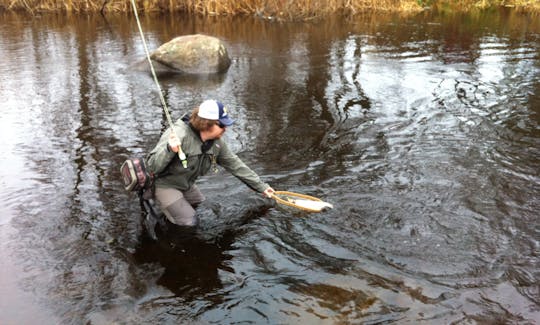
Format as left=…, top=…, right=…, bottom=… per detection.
left=129, top=0, right=187, bottom=168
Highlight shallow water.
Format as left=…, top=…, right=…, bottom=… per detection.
left=0, top=9, right=539, bottom=324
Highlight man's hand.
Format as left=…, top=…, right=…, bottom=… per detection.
left=263, top=187, right=275, bottom=198
left=168, top=133, right=180, bottom=153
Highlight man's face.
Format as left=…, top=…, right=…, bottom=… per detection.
left=208, top=122, right=226, bottom=140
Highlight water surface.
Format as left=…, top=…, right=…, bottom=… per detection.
left=0, top=9, right=539, bottom=324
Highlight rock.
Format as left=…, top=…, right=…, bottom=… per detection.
left=149, top=34, right=231, bottom=74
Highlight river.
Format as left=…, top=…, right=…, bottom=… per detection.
left=0, top=9, right=538, bottom=324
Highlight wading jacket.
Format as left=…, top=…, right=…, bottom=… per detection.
left=146, top=118, right=269, bottom=193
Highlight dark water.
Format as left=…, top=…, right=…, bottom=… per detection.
left=1, top=9, right=539, bottom=324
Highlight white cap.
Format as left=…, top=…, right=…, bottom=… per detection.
left=197, top=100, right=234, bottom=126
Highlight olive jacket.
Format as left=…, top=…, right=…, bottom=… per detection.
left=146, top=118, right=269, bottom=193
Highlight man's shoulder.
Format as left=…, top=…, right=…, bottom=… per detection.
left=173, top=120, right=190, bottom=135
left=214, top=138, right=229, bottom=149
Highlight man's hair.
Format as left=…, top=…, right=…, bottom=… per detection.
left=190, top=107, right=216, bottom=131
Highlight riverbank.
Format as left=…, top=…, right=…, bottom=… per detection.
left=1, top=0, right=539, bottom=17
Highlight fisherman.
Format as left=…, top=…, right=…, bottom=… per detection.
left=146, top=99, right=275, bottom=227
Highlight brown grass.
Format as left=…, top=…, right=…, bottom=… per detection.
left=431, top=0, right=540, bottom=12
left=1, top=0, right=538, bottom=17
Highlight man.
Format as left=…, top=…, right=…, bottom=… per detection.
left=146, top=99, right=275, bottom=227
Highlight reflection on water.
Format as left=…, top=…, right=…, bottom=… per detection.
left=0, top=9, right=539, bottom=324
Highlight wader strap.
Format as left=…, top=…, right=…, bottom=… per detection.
left=139, top=192, right=167, bottom=240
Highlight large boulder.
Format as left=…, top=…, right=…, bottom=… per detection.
left=150, top=34, right=231, bottom=74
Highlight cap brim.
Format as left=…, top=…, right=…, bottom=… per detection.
left=219, top=116, right=234, bottom=126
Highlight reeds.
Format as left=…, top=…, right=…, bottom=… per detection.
left=1, top=0, right=539, bottom=16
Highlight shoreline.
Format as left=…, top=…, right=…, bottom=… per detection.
left=1, top=0, right=539, bottom=18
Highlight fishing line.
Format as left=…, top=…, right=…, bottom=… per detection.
left=129, top=0, right=187, bottom=167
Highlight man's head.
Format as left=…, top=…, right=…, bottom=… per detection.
left=190, top=100, right=234, bottom=139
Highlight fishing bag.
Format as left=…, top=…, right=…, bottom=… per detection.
left=120, top=157, right=153, bottom=192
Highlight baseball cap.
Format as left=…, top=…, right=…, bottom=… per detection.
left=197, top=100, right=234, bottom=126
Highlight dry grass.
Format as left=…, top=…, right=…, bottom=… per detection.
left=181, top=0, right=425, bottom=18
left=1, top=0, right=538, bottom=17
left=431, top=0, right=540, bottom=12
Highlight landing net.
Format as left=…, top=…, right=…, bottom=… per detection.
left=271, top=191, right=333, bottom=213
